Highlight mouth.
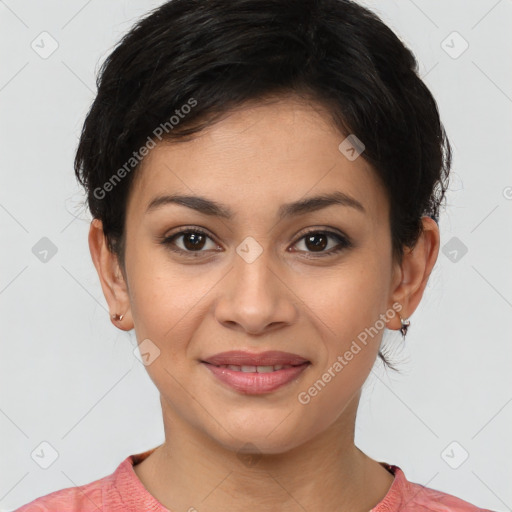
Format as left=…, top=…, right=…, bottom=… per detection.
left=200, top=351, right=311, bottom=394
left=203, top=363, right=307, bottom=373
left=201, top=349, right=310, bottom=367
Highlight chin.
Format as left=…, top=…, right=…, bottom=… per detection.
left=207, top=413, right=314, bottom=457
left=223, top=433, right=303, bottom=458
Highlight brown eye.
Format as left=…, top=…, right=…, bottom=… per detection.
left=304, top=232, right=328, bottom=251
left=181, top=232, right=207, bottom=251
left=292, top=230, right=352, bottom=257
left=162, top=228, right=218, bottom=256
left=161, top=227, right=352, bottom=259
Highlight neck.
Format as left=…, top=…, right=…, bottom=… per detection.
left=134, top=394, right=394, bottom=512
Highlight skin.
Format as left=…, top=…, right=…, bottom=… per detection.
left=89, top=95, right=439, bottom=512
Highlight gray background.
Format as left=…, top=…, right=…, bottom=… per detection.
left=1, top=0, right=511, bottom=510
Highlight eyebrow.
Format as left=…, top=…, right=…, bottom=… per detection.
left=145, top=191, right=365, bottom=220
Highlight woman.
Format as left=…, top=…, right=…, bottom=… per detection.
left=16, top=0, right=495, bottom=510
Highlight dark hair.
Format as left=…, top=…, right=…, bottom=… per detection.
left=74, top=0, right=451, bottom=372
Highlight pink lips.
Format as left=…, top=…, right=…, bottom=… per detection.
left=201, top=350, right=310, bottom=394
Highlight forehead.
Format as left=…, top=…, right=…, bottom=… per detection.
left=126, top=97, right=388, bottom=223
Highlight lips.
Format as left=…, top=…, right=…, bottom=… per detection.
left=201, top=350, right=310, bottom=367
left=200, top=350, right=311, bottom=394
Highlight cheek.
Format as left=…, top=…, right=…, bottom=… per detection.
left=292, top=252, right=390, bottom=395
left=294, top=257, right=388, bottom=344
left=294, top=285, right=384, bottom=428
left=126, top=247, right=211, bottom=353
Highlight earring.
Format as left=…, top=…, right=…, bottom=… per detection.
left=111, top=313, right=124, bottom=321
left=399, top=315, right=410, bottom=339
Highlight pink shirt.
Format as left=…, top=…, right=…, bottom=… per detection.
left=15, top=447, right=494, bottom=511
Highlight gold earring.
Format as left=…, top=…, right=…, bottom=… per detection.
left=111, top=313, right=124, bottom=321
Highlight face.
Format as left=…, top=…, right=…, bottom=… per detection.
left=110, top=96, right=404, bottom=454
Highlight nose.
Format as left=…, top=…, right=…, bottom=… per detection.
left=214, top=241, right=298, bottom=336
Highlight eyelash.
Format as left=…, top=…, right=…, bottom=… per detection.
left=159, top=226, right=352, bottom=259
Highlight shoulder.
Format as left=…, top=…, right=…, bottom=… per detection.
left=14, top=478, right=111, bottom=512
left=374, top=464, right=496, bottom=512
left=13, top=449, right=159, bottom=512
left=13, top=458, right=124, bottom=512
left=404, top=479, right=495, bottom=512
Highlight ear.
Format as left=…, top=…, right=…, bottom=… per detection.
left=88, top=218, right=133, bottom=330
left=386, top=216, right=440, bottom=332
